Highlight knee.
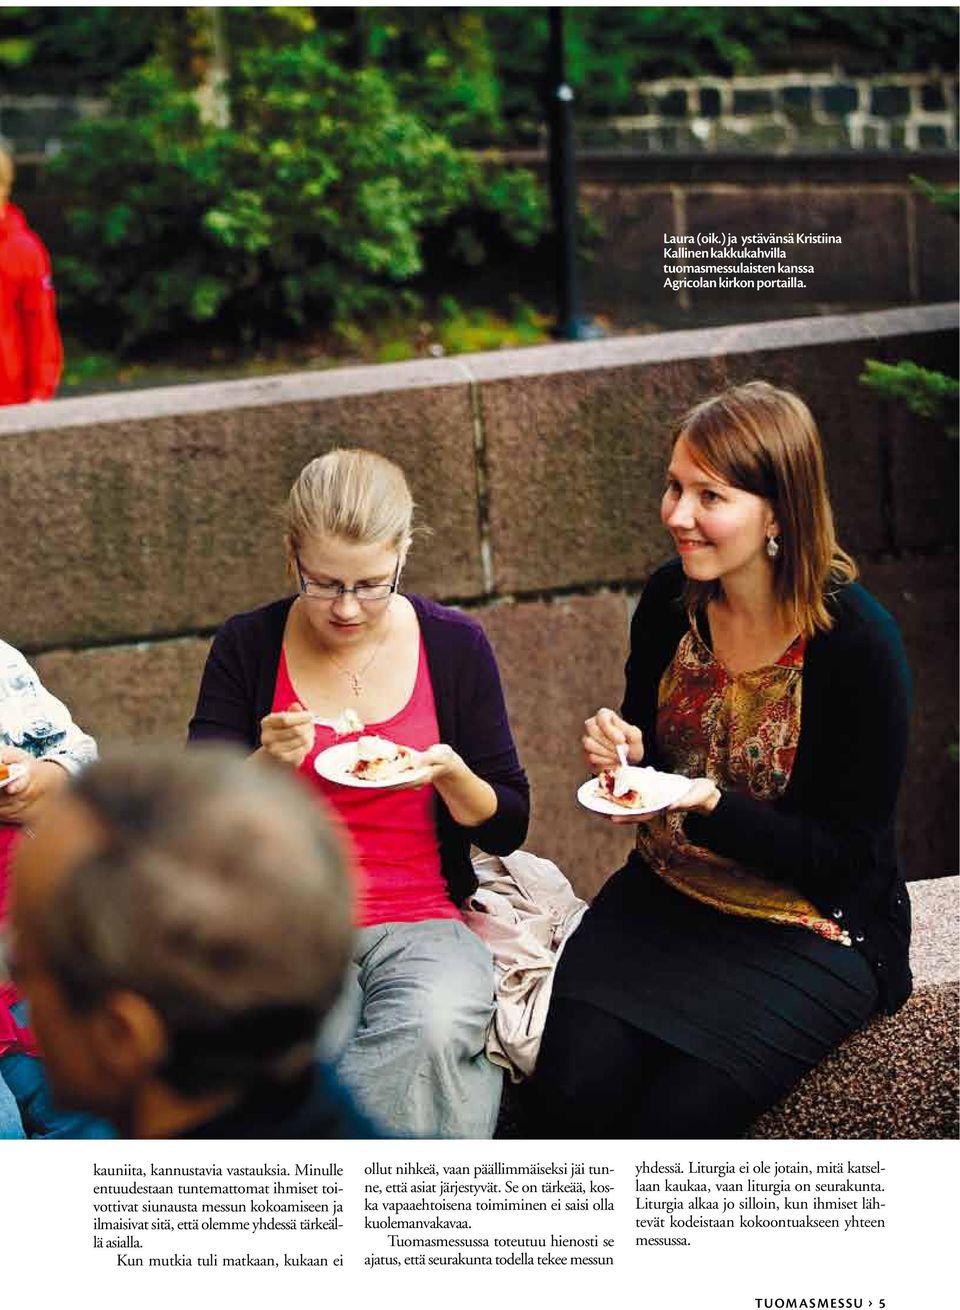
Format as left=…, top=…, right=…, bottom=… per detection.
left=530, top=1000, right=641, bottom=1135
left=416, top=928, right=495, bottom=1060
left=415, top=983, right=494, bottom=1066
left=533, top=1039, right=598, bottom=1118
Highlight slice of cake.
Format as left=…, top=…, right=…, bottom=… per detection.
left=597, top=764, right=651, bottom=810
left=349, top=735, right=419, bottom=782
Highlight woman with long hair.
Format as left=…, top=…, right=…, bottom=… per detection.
left=531, top=381, right=912, bottom=1138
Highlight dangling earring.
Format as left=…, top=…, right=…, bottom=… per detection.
left=766, top=535, right=781, bottom=560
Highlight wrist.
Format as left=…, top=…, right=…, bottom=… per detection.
left=434, top=747, right=466, bottom=784
left=698, top=784, right=722, bottom=815
left=36, top=758, right=70, bottom=791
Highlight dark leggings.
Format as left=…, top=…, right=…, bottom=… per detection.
left=529, top=998, right=767, bottom=1139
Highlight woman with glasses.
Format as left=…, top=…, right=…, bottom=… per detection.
left=189, top=448, right=528, bottom=1137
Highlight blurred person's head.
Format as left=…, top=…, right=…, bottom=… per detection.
left=282, top=448, right=426, bottom=653
left=7, top=745, right=353, bottom=1138
left=0, top=146, right=13, bottom=211
left=663, top=380, right=857, bottom=636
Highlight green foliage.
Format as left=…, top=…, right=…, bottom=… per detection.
left=860, top=360, right=959, bottom=439
left=0, top=6, right=157, bottom=89
left=859, top=177, right=959, bottom=442
left=350, top=9, right=503, bottom=145
left=480, top=7, right=959, bottom=133
left=436, top=297, right=548, bottom=354
left=0, top=35, right=33, bottom=68
left=6, top=8, right=954, bottom=135
left=50, top=42, right=546, bottom=351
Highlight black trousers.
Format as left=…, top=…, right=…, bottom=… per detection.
left=528, top=997, right=767, bottom=1139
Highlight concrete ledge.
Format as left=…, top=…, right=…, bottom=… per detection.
left=0, top=303, right=954, bottom=438
left=750, top=877, right=959, bottom=1139
left=457, top=302, right=959, bottom=385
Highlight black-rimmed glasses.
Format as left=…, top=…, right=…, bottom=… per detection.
left=295, top=555, right=402, bottom=603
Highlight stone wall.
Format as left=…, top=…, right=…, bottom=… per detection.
left=0, top=94, right=103, bottom=157
left=490, top=149, right=959, bottom=329
left=579, top=70, right=958, bottom=152
left=0, top=304, right=956, bottom=896
left=562, top=152, right=959, bottom=327
left=3, top=69, right=957, bottom=158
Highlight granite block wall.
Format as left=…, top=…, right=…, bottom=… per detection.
left=581, top=71, right=959, bottom=154
left=575, top=165, right=959, bottom=325
left=3, top=303, right=956, bottom=893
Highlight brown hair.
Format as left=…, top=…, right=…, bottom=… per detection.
left=40, top=745, right=354, bottom=1095
left=283, top=448, right=421, bottom=560
left=673, top=381, right=857, bottom=635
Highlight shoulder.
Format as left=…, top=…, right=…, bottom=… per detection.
left=408, top=594, right=500, bottom=683
left=2, top=222, right=49, bottom=273
left=631, top=557, right=687, bottom=636
left=818, top=583, right=906, bottom=659
left=214, top=596, right=295, bottom=653
left=810, top=582, right=911, bottom=692
left=408, top=594, right=489, bottom=645
left=642, top=557, right=685, bottom=605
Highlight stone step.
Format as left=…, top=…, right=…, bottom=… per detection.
left=751, top=876, right=959, bottom=1139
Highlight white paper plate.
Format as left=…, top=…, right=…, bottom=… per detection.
left=0, top=763, right=28, bottom=792
left=314, top=740, right=430, bottom=790
left=576, top=769, right=692, bottom=818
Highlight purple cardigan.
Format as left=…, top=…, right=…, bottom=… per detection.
left=188, top=593, right=530, bottom=905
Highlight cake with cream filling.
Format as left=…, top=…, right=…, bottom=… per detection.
left=349, top=735, right=419, bottom=782
left=597, top=764, right=652, bottom=810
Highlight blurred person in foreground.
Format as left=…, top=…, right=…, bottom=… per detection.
left=0, top=145, right=63, bottom=407
left=5, top=745, right=378, bottom=1139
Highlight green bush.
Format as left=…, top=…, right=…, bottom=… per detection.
left=8, top=8, right=955, bottom=137
left=859, top=177, right=959, bottom=441
left=860, top=360, right=959, bottom=438
left=49, top=40, right=545, bottom=351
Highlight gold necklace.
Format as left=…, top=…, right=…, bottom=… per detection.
left=323, top=612, right=392, bottom=697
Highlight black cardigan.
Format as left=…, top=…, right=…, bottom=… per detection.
left=622, top=559, right=913, bottom=1014
left=188, top=593, right=530, bottom=906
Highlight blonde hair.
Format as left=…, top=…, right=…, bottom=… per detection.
left=673, top=381, right=857, bottom=636
left=283, top=448, right=418, bottom=558
left=0, top=146, right=13, bottom=200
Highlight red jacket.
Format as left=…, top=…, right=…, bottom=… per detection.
left=0, top=203, right=63, bottom=406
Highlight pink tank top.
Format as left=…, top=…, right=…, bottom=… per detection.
left=272, top=636, right=461, bottom=928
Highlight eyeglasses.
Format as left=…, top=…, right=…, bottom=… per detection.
left=296, top=555, right=402, bottom=603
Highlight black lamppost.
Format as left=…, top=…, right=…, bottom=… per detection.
left=546, top=7, right=602, bottom=341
